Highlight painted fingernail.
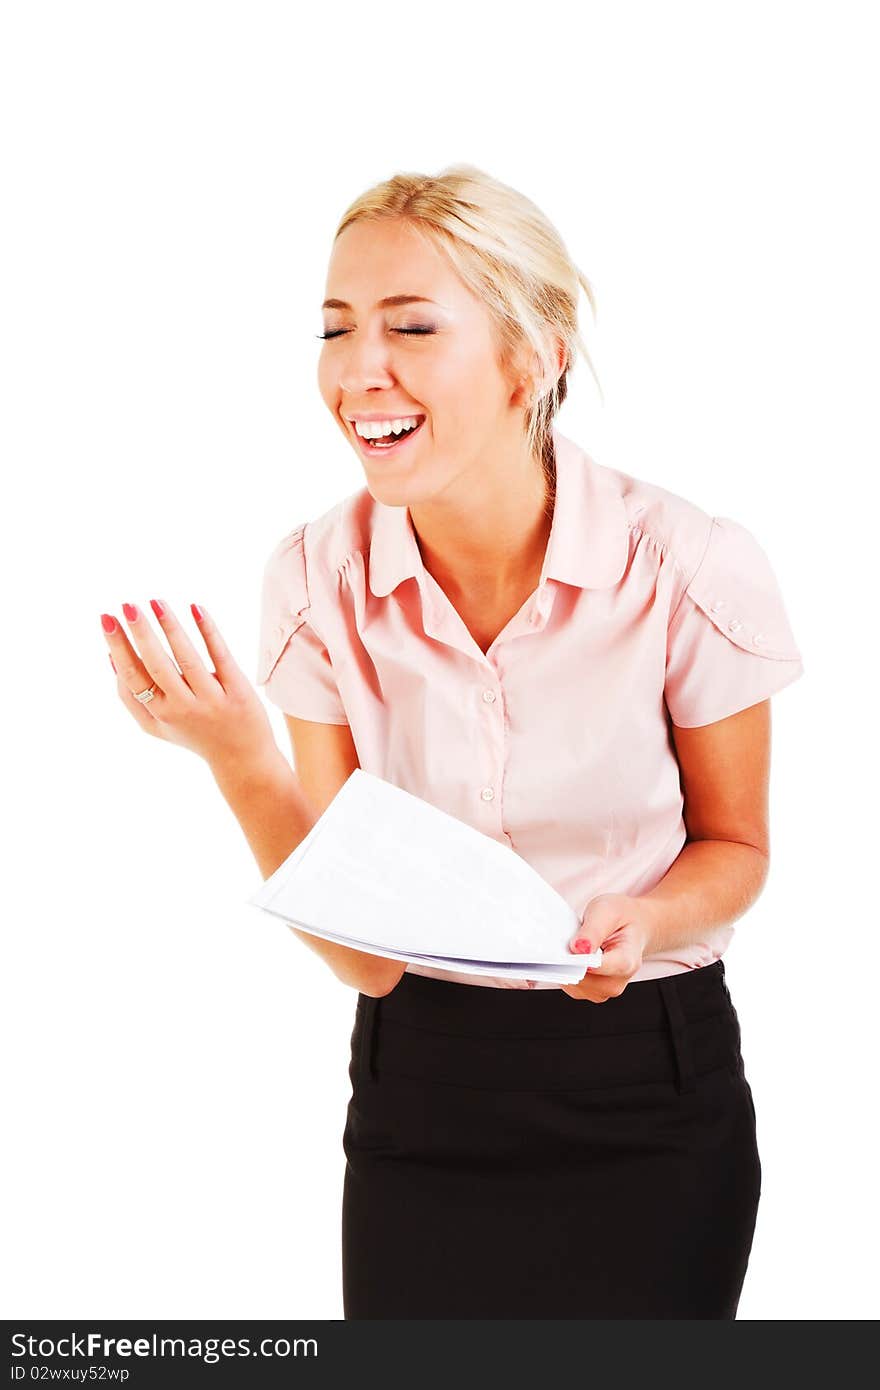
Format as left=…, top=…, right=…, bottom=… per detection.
left=191, top=603, right=205, bottom=623
left=149, top=599, right=166, bottom=619
left=108, top=653, right=117, bottom=673
left=122, top=603, right=138, bottom=622
left=100, top=613, right=117, bottom=634
left=573, top=939, right=593, bottom=954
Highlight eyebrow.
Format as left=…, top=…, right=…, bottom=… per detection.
left=321, top=294, right=443, bottom=311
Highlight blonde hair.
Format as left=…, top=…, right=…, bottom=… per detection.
left=333, top=163, right=602, bottom=515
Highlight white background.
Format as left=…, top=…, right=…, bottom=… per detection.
left=2, top=0, right=877, bottom=1320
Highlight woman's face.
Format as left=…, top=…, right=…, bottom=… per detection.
left=318, top=217, right=530, bottom=507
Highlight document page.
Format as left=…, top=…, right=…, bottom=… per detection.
left=248, top=770, right=601, bottom=984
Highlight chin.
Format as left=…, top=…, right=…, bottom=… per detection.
left=364, top=477, right=414, bottom=508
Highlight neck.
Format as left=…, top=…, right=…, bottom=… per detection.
left=409, top=437, right=554, bottom=602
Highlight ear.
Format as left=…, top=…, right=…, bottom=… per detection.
left=509, top=332, right=568, bottom=410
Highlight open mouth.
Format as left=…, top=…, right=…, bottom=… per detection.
left=353, top=416, right=426, bottom=455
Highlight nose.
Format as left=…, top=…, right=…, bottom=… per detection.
left=336, top=330, right=397, bottom=396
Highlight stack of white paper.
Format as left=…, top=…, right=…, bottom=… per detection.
left=248, top=769, right=601, bottom=984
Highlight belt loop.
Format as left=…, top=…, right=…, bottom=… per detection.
left=658, top=976, right=696, bottom=1094
left=358, top=995, right=380, bottom=1083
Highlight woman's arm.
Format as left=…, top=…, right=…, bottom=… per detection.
left=639, top=700, right=773, bottom=955
left=102, top=600, right=400, bottom=996
left=211, top=746, right=403, bottom=997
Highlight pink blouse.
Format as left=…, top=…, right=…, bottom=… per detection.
left=256, top=427, right=804, bottom=988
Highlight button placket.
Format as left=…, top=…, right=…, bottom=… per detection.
left=479, top=679, right=503, bottom=808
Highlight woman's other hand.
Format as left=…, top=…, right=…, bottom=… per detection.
left=561, top=894, right=654, bottom=1002
left=100, top=600, right=277, bottom=775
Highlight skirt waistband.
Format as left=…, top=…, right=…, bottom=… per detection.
left=353, top=961, right=741, bottom=1095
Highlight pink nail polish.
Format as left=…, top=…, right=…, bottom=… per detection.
left=122, top=602, right=138, bottom=622
left=100, top=613, right=117, bottom=634
left=149, top=599, right=165, bottom=619
left=191, top=603, right=205, bottom=623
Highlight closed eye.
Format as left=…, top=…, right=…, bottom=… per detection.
left=316, top=327, right=437, bottom=340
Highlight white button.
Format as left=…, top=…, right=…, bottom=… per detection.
left=728, top=619, right=742, bottom=632
left=482, top=689, right=496, bottom=703
left=711, top=600, right=726, bottom=612
left=480, top=786, right=495, bottom=802
left=753, top=632, right=767, bottom=646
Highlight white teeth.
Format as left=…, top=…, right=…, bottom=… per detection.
left=354, top=415, right=422, bottom=439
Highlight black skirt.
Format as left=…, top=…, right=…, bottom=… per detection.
left=341, top=959, right=761, bottom=1319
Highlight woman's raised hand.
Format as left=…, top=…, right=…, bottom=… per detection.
left=100, top=599, right=278, bottom=775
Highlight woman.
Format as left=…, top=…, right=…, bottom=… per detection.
left=101, top=165, right=804, bottom=1319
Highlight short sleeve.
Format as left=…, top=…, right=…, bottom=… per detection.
left=664, top=516, right=805, bottom=728
left=255, top=525, right=349, bottom=724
